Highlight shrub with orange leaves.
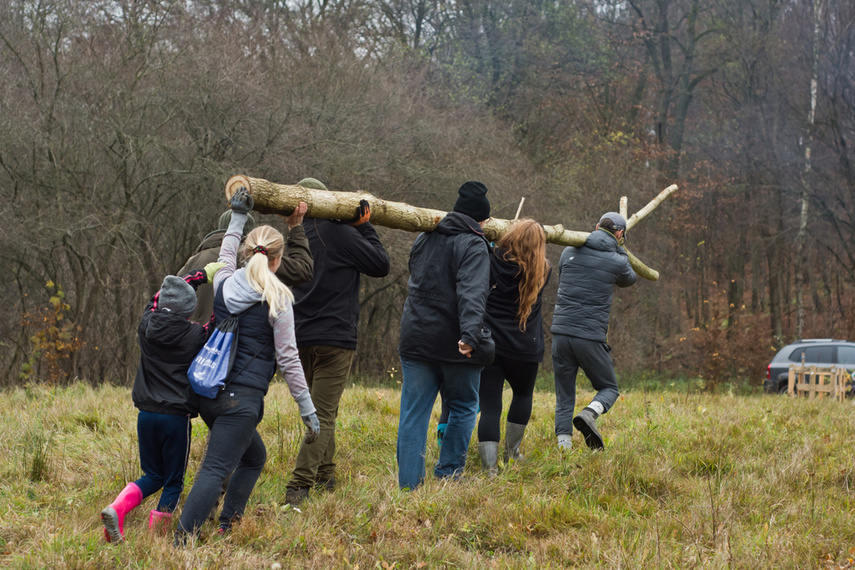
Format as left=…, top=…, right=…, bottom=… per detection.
left=20, top=282, right=84, bottom=384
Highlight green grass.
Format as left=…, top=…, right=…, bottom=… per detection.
left=1, top=380, right=855, bottom=568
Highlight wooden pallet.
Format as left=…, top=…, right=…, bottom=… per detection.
left=788, top=365, right=846, bottom=402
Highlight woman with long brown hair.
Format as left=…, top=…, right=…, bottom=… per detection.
left=477, top=218, right=551, bottom=475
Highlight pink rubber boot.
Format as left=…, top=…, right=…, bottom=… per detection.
left=148, top=510, right=172, bottom=534
left=101, top=482, right=143, bottom=543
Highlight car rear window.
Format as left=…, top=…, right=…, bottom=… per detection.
left=838, top=346, right=855, bottom=365
left=787, top=345, right=834, bottom=363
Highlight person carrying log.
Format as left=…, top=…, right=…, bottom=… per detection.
left=284, top=177, right=391, bottom=506
left=174, top=188, right=319, bottom=544
left=178, top=198, right=313, bottom=522
left=178, top=205, right=313, bottom=324
left=396, top=181, right=495, bottom=490
left=476, top=219, right=552, bottom=475
left=551, top=212, right=636, bottom=451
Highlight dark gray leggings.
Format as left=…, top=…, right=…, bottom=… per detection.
left=176, top=384, right=267, bottom=536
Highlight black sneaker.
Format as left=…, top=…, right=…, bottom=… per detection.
left=285, top=486, right=310, bottom=506
left=315, top=477, right=336, bottom=493
left=573, top=409, right=604, bottom=450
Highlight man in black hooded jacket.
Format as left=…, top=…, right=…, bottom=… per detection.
left=396, top=181, right=495, bottom=490
left=551, top=212, right=636, bottom=451
left=285, top=177, right=390, bottom=505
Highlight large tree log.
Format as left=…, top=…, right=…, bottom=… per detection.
left=225, top=175, right=674, bottom=281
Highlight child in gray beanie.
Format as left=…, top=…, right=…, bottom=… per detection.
left=158, top=276, right=198, bottom=316
left=101, top=265, right=222, bottom=543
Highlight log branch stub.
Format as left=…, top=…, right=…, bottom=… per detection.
left=626, top=184, right=679, bottom=231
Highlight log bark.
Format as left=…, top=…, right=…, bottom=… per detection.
left=626, top=184, right=679, bottom=230
left=225, top=175, right=673, bottom=281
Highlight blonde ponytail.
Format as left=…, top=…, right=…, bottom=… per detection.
left=243, top=226, right=294, bottom=318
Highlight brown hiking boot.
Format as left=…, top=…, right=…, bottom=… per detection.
left=285, top=486, right=310, bottom=506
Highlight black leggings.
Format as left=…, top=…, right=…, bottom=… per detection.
left=438, top=354, right=539, bottom=443
left=478, top=355, right=539, bottom=442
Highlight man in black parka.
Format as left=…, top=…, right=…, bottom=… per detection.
left=285, top=177, right=390, bottom=504
left=551, top=212, right=636, bottom=451
left=396, top=181, right=495, bottom=490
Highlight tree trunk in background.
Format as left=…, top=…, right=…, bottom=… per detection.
left=795, top=0, right=822, bottom=339
left=629, top=0, right=715, bottom=181
left=765, top=186, right=786, bottom=346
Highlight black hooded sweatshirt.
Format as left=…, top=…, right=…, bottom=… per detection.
left=131, top=270, right=211, bottom=416
left=293, top=218, right=390, bottom=349
left=485, top=247, right=552, bottom=362
left=398, top=212, right=494, bottom=366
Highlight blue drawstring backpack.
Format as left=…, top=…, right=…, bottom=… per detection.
left=187, top=316, right=240, bottom=399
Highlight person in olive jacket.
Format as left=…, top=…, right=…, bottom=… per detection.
left=101, top=267, right=219, bottom=543
left=551, top=212, right=637, bottom=451
left=179, top=206, right=313, bottom=324
left=396, top=181, right=495, bottom=491
left=284, top=177, right=390, bottom=505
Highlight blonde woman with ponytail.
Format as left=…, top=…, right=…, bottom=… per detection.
left=476, top=219, right=551, bottom=476
left=176, top=188, right=319, bottom=544
left=243, top=225, right=296, bottom=311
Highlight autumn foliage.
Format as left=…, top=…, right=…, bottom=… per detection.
left=1, top=0, right=854, bottom=387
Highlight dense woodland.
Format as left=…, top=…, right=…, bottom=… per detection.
left=1, top=0, right=853, bottom=388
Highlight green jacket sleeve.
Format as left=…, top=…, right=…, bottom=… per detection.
left=276, top=224, right=314, bottom=287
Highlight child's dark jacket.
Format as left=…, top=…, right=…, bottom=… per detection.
left=132, top=270, right=211, bottom=417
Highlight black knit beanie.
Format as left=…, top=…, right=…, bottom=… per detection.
left=158, top=276, right=197, bottom=317
left=452, top=181, right=491, bottom=222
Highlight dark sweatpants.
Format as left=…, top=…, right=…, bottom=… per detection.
left=135, top=411, right=192, bottom=512
left=552, top=334, right=620, bottom=436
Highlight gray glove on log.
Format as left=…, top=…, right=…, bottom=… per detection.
left=230, top=187, right=254, bottom=214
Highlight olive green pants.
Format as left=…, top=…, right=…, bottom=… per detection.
left=288, top=346, right=354, bottom=488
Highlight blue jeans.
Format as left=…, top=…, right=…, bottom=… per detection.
left=552, top=334, right=620, bottom=436
left=396, top=358, right=482, bottom=490
left=177, top=384, right=267, bottom=536
left=135, top=411, right=192, bottom=512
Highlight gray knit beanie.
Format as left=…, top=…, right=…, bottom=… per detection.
left=218, top=210, right=256, bottom=234
left=158, top=276, right=197, bottom=317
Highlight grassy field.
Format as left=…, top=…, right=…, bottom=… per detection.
left=2, top=377, right=855, bottom=569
